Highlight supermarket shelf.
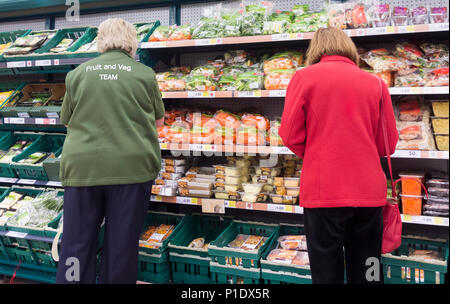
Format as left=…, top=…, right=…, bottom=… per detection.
left=401, top=214, right=449, bottom=227
left=140, top=23, right=449, bottom=49
left=0, top=117, right=62, bottom=126
left=0, top=229, right=58, bottom=244
left=150, top=195, right=303, bottom=214
left=150, top=195, right=449, bottom=226
left=159, top=143, right=449, bottom=159
left=2, top=58, right=91, bottom=68
left=0, top=177, right=62, bottom=188
left=161, top=87, right=449, bottom=99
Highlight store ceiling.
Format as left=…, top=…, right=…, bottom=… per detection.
left=0, top=0, right=174, bottom=20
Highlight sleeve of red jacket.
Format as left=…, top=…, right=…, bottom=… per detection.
left=279, top=73, right=306, bottom=159
left=375, top=81, right=399, bottom=157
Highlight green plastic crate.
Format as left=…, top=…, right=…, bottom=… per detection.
left=0, top=131, right=42, bottom=178
left=0, top=82, right=26, bottom=110
left=209, top=262, right=262, bottom=284
left=208, top=220, right=278, bottom=269
left=134, top=21, right=161, bottom=43
left=33, top=250, right=57, bottom=268
left=1, top=82, right=65, bottom=118
left=0, top=30, right=31, bottom=61
left=382, top=236, right=448, bottom=284
left=2, top=30, right=60, bottom=62
left=10, top=133, right=65, bottom=180
left=42, top=146, right=62, bottom=181
left=2, top=187, right=63, bottom=252
left=169, top=214, right=232, bottom=284
left=260, top=224, right=312, bottom=284
left=137, top=211, right=187, bottom=283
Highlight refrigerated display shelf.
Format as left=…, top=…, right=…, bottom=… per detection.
left=159, top=143, right=449, bottom=159
left=150, top=195, right=449, bottom=227
left=160, top=87, right=449, bottom=99
left=140, top=23, right=449, bottom=49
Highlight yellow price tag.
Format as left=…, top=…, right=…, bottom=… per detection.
left=406, top=25, right=415, bottom=32
left=155, top=195, right=162, bottom=202
left=209, top=39, right=216, bottom=45
left=386, top=26, right=396, bottom=33
left=253, top=90, right=262, bottom=97
left=191, top=198, right=198, bottom=204
left=160, top=143, right=168, bottom=149
left=403, top=214, right=412, bottom=222
left=228, top=201, right=236, bottom=208
left=285, top=205, right=293, bottom=213
left=203, top=144, right=211, bottom=151
left=202, top=91, right=210, bottom=97
left=411, top=87, right=422, bottom=94
left=289, top=33, right=297, bottom=39
left=434, top=217, right=444, bottom=225
left=161, top=92, right=166, bottom=98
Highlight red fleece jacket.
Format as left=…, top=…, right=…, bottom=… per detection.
left=279, top=55, right=399, bottom=208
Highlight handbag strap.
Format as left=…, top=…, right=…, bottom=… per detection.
left=378, top=78, right=397, bottom=199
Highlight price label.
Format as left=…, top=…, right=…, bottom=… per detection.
left=421, top=216, right=433, bottom=224
left=17, top=112, right=30, bottom=118
left=276, top=146, right=292, bottom=154
left=272, top=33, right=290, bottom=41
left=386, top=26, right=396, bottom=33
left=35, top=60, right=52, bottom=67
left=408, top=150, right=418, bottom=157
left=268, top=90, right=286, bottom=97
left=53, top=59, right=60, bottom=66
left=6, top=231, right=28, bottom=239
left=410, top=87, right=422, bottom=94
left=191, top=198, right=198, bottom=205
left=26, top=61, right=32, bottom=67
left=46, top=112, right=59, bottom=118
left=195, top=39, right=212, bottom=46
left=49, top=118, right=57, bottom=125
left=402, top=214, right=412, bottom=222
left=154, top=195, right=163, bottom=202
left=0, top=177, right=17, bottom=183
left=433, top=217, right=444, bottom=225
left=202, top=198, right=225, bottom=214
left=19, top=179, right=35, bottom=185
left=397, top=26, right=408, bottom=33
left=148, top=42, right=166, bottom=48
left=227, top=200, right=236, bottom=208
left=176, top=197, right=193, bottom=205
left=236, top=91, right=258, bottom=98
left=289, top=33, right=303, bottom=39
left=161, top=92, right=166, bottom=98
left=267, top=204, right=286, bottom=212
left=187, top=91, right=203, bottom=98
left=191, top=144, right=203, bottom=151
left=246, top=202, right=253, bottom=210
left=46, top=181, right=62, bottom=187
left=429, top=23, right=449, bottom=31
left=203, top=144, right=216, bottom=151
left=285, top=205, right=293, bottom=213
left=7, top=61, right=26, bottom=68
left=406, top=25, right=415, bottom=32
left=8, top=117, right=25, bottom=124
left=35, top=118, right=44, bottom=125
left=354, top=29, right=366, bottom=36
left=371, top=27, right=387, bottom=35
left=160, top=143, right=168, bottom=149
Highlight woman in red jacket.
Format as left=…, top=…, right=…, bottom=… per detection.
left=279, top=27, right=399, bottom=284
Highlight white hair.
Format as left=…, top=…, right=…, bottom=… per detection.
left=97, top=18, right=138, bottom=57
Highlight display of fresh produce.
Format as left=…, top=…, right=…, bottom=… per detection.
left=49, top=38, right=75, bottom=53
left=7, top=191, right=63, bottom=228
left=4, top=31, right=56, bottom=55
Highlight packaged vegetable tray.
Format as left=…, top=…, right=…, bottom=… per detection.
left=138, top=211, right=187, bottom=283
left=382, top=236, right=448, bottom=284
left=260, top=224, right=311, bottom=284
left=168, top=214, right=232, bottom=284
left=10, top=133, right=65, bottom=181
left=208, top=220, right=277, bottom=284
left=0, top=131, right=41, bottom=178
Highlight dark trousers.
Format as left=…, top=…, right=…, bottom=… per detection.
left=55, top=181, right=152, bottom=284
left=303, top=207, right=383, bottom=284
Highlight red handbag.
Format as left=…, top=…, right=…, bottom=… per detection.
left=378, top=79, right=430, bottom=254
left=378, top=78, right=402, bottom=254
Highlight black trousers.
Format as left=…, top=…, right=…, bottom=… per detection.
left=303, top=207, right=383, bottom=284
left=55, top=181, right=152, bottom=284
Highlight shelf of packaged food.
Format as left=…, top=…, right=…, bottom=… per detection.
left=0, top=177, right=62, bottom=187
left=150, top=195, right=303, bottom=214
left=150, top=195, right=449, bottom=226
left=159, top=143, right=449, bottom=159
left=140, top=23, right=449, bottom=49
left=0, top=117, right=62, bottom=125
left=401, top=214, right=449, bottom=227
left=160, top=87, right=449, bottom=99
